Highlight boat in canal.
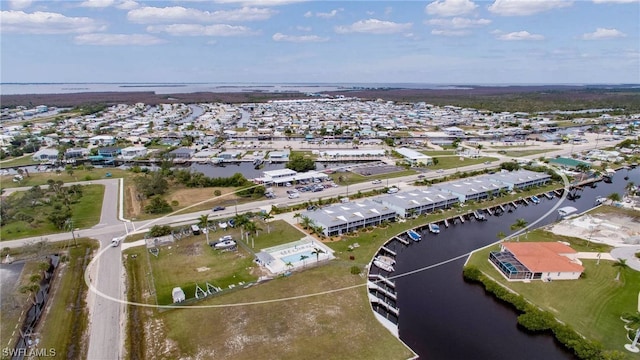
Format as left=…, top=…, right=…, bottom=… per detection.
left=530, top=195, right=540, bottom=204
left=428, top=223, right=440, bottom=234
left=406, top=229, right=421, bottom=242
left=373, top=259, right=395, bottom=272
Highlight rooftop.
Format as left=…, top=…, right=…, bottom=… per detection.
left=502, top=242, right=583, bottom=273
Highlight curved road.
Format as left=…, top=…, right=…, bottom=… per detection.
left=0, top=137, right=629, bottom=359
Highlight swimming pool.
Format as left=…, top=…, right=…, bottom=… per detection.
left=281, top=250, right=316, bottom=264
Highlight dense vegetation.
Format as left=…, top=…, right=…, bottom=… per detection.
left=463, top=266, right=626, bottom=360
left=286, top=153, right=316, bottom=172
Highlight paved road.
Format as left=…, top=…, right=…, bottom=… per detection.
left=0, top=136, right=627, bottom=359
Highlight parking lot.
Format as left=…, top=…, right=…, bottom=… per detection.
left=351, top=163, right=407, bottom=177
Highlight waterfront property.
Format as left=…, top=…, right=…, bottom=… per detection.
left=374, top=188, right=459, bottom=218
left=254, top=168, right=329, bottom=186
left=300, top=199, right=397, bottom=237
left=436, top=176, right=507, bottom=203
left=489, top=169, right=552, bottom=191
left=254, top=238, right=334, bottom=274
left=489, top=242, right=584, bottom=281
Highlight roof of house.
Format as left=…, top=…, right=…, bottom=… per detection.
left=502, top=242, right=584, bottom=273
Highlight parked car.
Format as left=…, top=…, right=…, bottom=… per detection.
left=417, top=175, right=425, bottom=178
left=437, top=169, right=444, bottom=173
left=212, top=206, right=225, bottom=212
left=372, top=179, right=382, bottom=184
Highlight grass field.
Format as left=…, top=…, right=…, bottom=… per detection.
left=419, top=150, right=458, bottom=156
left=466, top=231, right=640, bottom=352
left=486, top=149, right=554, bottom=157
left=1, top=184, right=105, bottom=241
left=329, top=169, right=417, bottom=185
left=430, top=156, right=499, bottom=170
left=0, top=168, right=129, bottom=189
left=37, top=242, right=94, bottom=359
left=147, top=219, right=305, bottom=305
left=0, top=155, right=39, bottom=168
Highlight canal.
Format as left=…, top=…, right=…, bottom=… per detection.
left=393, top=168, right=638, bottom=359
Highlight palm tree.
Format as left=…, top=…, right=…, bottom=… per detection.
left=262, top=212, right=274, bottom=234
left=232, top=213, right=249, bottom=239
left=300, top=254, right=309, bottom=268
left=510, top=218, right=528, bottom=231
left=285, top=261, right=294, bottom=271
left=625, top=182, right=636, bottom=197
left=621, top=312, right=640, bottom=331
left=300, top=216, right=314, bottom=230
left=197, top=214, right=209, bottom=229
left=607, top=192, right=622, bottom=203
left=612, top=258, right=628, bottom=281
left=575, top=163, right=590, bottom=173
left=314, top=225, right=325, bottom=239
left=293, top=212, right=301, bottom=224
left=311, top=247, right=325, bottom=263
left=19, top=283, right=40, bottom=305
left=497, top=231, right=506, bottom=240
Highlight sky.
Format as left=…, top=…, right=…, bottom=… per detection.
left=1, top=0, right=639, bottom=84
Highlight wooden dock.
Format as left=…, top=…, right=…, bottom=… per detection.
left=368, top=282, right=397, bottom=300
left=458, top=215, right=465, bottom=224
left=394, top=236, right=409, bottom=246
left=381, top=246, right=397, bottom=257
left=369, top=273, right=396, bottom=288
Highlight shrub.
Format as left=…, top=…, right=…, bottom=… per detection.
left=517, top=307, right=555, bottom=331
left=149, top=225, right=172, bottom=237
left=350, top=266, right=361, bottom=275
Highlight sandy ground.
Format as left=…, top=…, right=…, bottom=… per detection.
left=548, top=212, right=640, bottom=247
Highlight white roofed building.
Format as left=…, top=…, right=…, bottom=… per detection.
left=395, top=147, right=433, bottom=166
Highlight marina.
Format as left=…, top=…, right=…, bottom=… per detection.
left=428, top=223, right=440, bottom=234
left=406, top=230, right=422, bottom=242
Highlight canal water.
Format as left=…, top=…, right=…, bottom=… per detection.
left=394, top=168, right=638, bottom=359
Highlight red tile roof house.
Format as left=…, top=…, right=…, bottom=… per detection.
left=489, top=242, right=584, bottom=281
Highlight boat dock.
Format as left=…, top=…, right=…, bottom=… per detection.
left=485, top=207, right=494, bottom=216
left=394, top=236, right=409, bottom=246
left=521, top=197, right=529, bottom=205
left=369, top=273, right=396, bottom=288
left=511, top=201, right=518, bottom=208
left=458, top=215, right=465, bottom=224
left=544, top=192, right=554, bottom=199
left=381, top=246, right=397, bottom=257
left=369, top=294, right=400, bottom=316
left=368, top=282, right=397, bottom=300
left=554, top=189, right=563, bottom=197
left=443, top=218, right=449, bottom=228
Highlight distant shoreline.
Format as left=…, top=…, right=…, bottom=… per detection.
left=1, top=84, right=639, bottom=113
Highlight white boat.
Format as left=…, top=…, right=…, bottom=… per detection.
left=218, top=222, right=228, bottom=229
left=558, top=206, right=577, bottom=217
left=429, top=223, right=440, bottom=234
left=213, top=240, right=236, bottom=249
left=376, top=255, right=396, bottom=266
left=530, top=195, right=540, bottom=204
left=373, top=260, right=395, bottom=272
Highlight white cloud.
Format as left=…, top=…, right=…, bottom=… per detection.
left=0, top=10, right=106, bottom=34
left=582, top=28, right=626, bottom=40
left=74, top=33, right=165, bottom=45
left=127, top=6, right=276, bottom=24
left=488, top=0, right=573, bottom=16
left=80, top=0, right=115, bottom=8
left=303, top=11, right=312, bottom=17
left=431, top=29, right=470, bottom=36
left=272, top=32, right=329, bottom=42
left=7, top=0, right=32, bottom=10
left=213, top=0, right=306, bottom=6
left=147, top=24, right=258, bottom=36
left=425, top=0, right=478, bottom=17
left=116, top=1, right=139, bottom=10
left=593, top=0, right=639, bottom=3
left=335, top=19, right=412, bottom=34
left=427, top=17, right=491, bottom=29
left=497, top=30, right=544, bottom=40
left=316, top=9, right=341, bottom=18
left=296, top=25, right=312, bottom=31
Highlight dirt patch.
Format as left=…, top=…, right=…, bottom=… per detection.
left=196, top=267, right=210, bottom=273
left=126, top=185, right=142, bottom=218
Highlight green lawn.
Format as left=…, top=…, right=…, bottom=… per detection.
left=466, top=232, right=640, bottom=352
left=0, top=155, right=39, bottom=168
left=37, top=242, right=95, bottom=359
left=1, top=184, right=104, bottom=241
left=419, top=150, right=457, bottom=156
left=252, top=219, right=307, bottom=249
left=0, top=168, right=129, bottom=189
left=430, top=156, right=499, bottom=170
left=330, top=169, right=418, bottom=185
left=486, top=149, right=554, bottom=157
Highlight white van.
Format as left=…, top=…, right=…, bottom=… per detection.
left=387, top=187, right=399, bottom=194
left=288, top=192, right=300, bottom=199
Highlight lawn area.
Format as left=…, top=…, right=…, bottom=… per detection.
left=0, top=155, right=39, bottom=168
left=330, top=169, right=418, bottom=186
left=1, top=184, right=105, bottom=241
left=123, top=214, right=424, bottom=359
left=419, top=150, right=457, bottom=156
left=466, top=232, right=640, bottom=352
left=429, top=156, right=499, bottom=170
left=145, top=219, right=306, bottom=305
left=486, top=149, right=554, bottom=157
left=37, top=242, right=95, bottom=359
left=0, top=168, right=130, bottom=189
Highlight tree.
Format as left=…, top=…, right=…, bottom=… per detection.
left=621, top=311, right=640, bottom=332
left=311, top=247, right=325, bottom=263
left=300, top=215, right=314, bottom=230
left=625, top=182, right=636, bottom=197
left=497, top=231, right=506, bottom=240
left=198, top=214, right=210, bottom=229
left=612, top=258, right=628, bottom=281
left=300, top=254, right=309, bottom=268
left=314, top=225, right=325, bottom=238
left=510, top=218, right=528, bottom=231
left=432, top=157, right=439, bottom=166
left=607, top=192, right=621, bottom=203
left=19, top=283, right=40, bottom=305
left=285, top=153, right=315, bottom=172
left=575, top=163, right=590, bottom=173
left=293, top=212, right=301, bottom=224
left=262, top=212, right=274, bottom=234
left=144, top=196, right=172, bottom=214
left=232, top=213, right=250, bottom=240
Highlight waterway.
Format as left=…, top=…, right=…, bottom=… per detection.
left=393, top=168, right=639, bottom=359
